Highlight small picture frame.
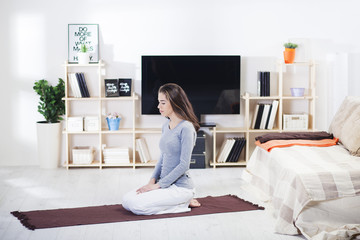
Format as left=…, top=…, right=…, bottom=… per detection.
left=68, top=24, right=99, bottom=63
left=118, top=78, right=132, bottom=96
left=104, top=79, right=119, bottom=97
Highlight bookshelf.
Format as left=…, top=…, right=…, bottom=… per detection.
left=211, top=60, right=316, bottom=167
left=62, top=59, right=316, bottom=169
left=62, top=60, right=158, bottom=169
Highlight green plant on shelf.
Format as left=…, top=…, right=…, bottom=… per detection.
left=283, top=42, right=298, bottom=49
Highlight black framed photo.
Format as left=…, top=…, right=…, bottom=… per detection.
left=118, top=78, right=132, bottom=96
left=68, top=24, right=99, bottom=63
left=104, top=79, right=119, bottom=97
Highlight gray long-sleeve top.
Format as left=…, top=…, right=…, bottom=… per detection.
left=151, top=119, right=196, bottom=189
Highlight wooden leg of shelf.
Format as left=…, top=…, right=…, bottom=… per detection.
left=213, top=127, right=216, bottom=168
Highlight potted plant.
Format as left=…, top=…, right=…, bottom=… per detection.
left=106, top=112, right=121, bottom=131
left=78, top=44, right=90, bottom=64
left=283, top=42, right=298, bottom=64
left=33, top=78, right=65, bottom=168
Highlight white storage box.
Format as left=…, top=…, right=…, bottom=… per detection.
left=67, top=117, right=83, bottom=132
left=84, top=116, right=99, bottom=131
left=72, top=146, right=95, bottom=164
left=283, top=114, right=308, bottom=130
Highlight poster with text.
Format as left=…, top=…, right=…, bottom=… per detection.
left=68, top=24, right=99, bottom=63
left=118, top=78, right=132, bottom=96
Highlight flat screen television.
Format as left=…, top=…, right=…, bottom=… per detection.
left=141, top=55, right=241, bottom=122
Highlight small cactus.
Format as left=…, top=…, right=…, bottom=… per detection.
left=80, top=44, right=88, bottom=53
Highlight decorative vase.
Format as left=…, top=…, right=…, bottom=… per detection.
left=78, top=52, right=90, bottom=64
left=106, top=118, right=121, bottom=131
left=283, top=48, right=296, bottom=64
left=36, top=121, right=61, bottom=169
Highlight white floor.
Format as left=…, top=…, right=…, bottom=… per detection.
left=0, top=166, right=306, bottom=240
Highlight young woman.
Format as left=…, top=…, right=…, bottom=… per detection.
left=122, top=83, right=201, bottom=215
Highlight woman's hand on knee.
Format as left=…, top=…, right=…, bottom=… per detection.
left=136, top=183, right=160, bottom=194
left=148, top=178, right=156, bottom=184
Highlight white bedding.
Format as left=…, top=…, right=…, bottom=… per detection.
left=242, top=145, right=360, bottom=239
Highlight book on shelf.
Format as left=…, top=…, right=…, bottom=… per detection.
left=266, top=100, right=279, bottom=129
left=252, top=100, right=278, bottom=130
left=254, top=104, right=264, bottom=129
left=257, top=71, right=270, bottom=97
left=221, top=138, right=236, bottom=163
left=68, top=73, right=82, bottom=98
left=225, top=138, right=240, bottom=162
left=217, top=137, right=246, bottom=163
left=216, top=138, right=228, bottom=163
left=265, top=72, right=270, bottom=96
left=228, top=138, right=246, bottom=162
left=75, top=72, right=86, bottom=97
left=265, top=103, right=273, bottom=129
left=67, top=72, right=90, bottom=98
left=251, top=104, right=260, bottom=129
left=136, top=138, right=151, bottom=163
left=225, top=139, right=238, bottom=162
left=79, top=73, right=90, bottom=97
left=259, top=104, right=271, bottom=129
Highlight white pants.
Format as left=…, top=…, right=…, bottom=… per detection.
left=122, top=185, right=194, bottom=215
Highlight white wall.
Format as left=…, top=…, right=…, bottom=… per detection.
left=1, top=0, right=360, bottom=166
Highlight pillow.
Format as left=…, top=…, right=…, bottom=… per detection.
left=340, top=106, right=360, bottom=156
left=329, top=96, right=360, bottom=156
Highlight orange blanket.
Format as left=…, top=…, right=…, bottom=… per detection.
left=255, top=138, right=339, bottom=152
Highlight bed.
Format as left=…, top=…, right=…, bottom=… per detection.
left=242, top=96, right=360, bottom=240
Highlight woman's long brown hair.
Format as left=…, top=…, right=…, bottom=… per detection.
left=159, top=83, right=200, bottom=131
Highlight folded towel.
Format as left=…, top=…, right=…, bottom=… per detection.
left=255, top=131, right=334, bottom=144
left=255, top=138, right=339, bottom=152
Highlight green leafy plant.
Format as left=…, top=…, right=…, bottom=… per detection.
left=284, top=42, right=298, bottom=49
left=33, top=78, right=65, bottom=123
left=80, top=44, right=88, bottom=53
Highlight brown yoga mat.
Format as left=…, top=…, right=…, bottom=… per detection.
left=11, top=195, right=264, bottom=230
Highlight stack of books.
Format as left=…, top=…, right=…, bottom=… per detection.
left=257, top=71, right=270, bottom=96
left=68, top=72, right=90, bottom=97
left=252, top=100, right=279, bottom=129
left=136, top=138, right=151, bottom=163
left=216, top=137, right=246, bottom=163
left=103, top=147, right=129, bottom=164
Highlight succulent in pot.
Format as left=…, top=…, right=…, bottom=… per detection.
left=78, top=44, right=90, bottom=64
left=283, top=42, right=298, bottom=64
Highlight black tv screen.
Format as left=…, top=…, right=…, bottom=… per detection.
left=141, top=55, right=241, bottom=119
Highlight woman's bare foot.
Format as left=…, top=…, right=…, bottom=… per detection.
left=189, top=198, right=201, bottom=208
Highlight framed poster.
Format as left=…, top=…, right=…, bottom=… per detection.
left=104, top=79, right=119, bottom=97
left=118, top=78, right=132, bottom=96
left=68, top=24, right=99, bottom=63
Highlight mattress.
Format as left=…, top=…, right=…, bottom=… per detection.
left=242, top=145, right=360, bottom=239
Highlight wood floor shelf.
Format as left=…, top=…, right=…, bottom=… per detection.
left=211, top=60, right=317, bottom=167
left=63, top=60, right=148, bottom=169
left=62, top=59, right=316, bottom=169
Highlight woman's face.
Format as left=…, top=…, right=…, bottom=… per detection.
left=158, top=92, right=174, bottom=117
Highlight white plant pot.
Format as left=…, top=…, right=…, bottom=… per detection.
left=78, top=52, right=90, bottom=64
left=36, top=122, right=61, bottom=169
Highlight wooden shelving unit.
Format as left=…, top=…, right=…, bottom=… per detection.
left=62, top=60, right=160, bottom=169
left=63, top=59, right=316, bottom=169
left=211, top=60, right=316, bottom=167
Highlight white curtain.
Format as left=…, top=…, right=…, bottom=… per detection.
left=326, top=52, right=360, bottom=128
